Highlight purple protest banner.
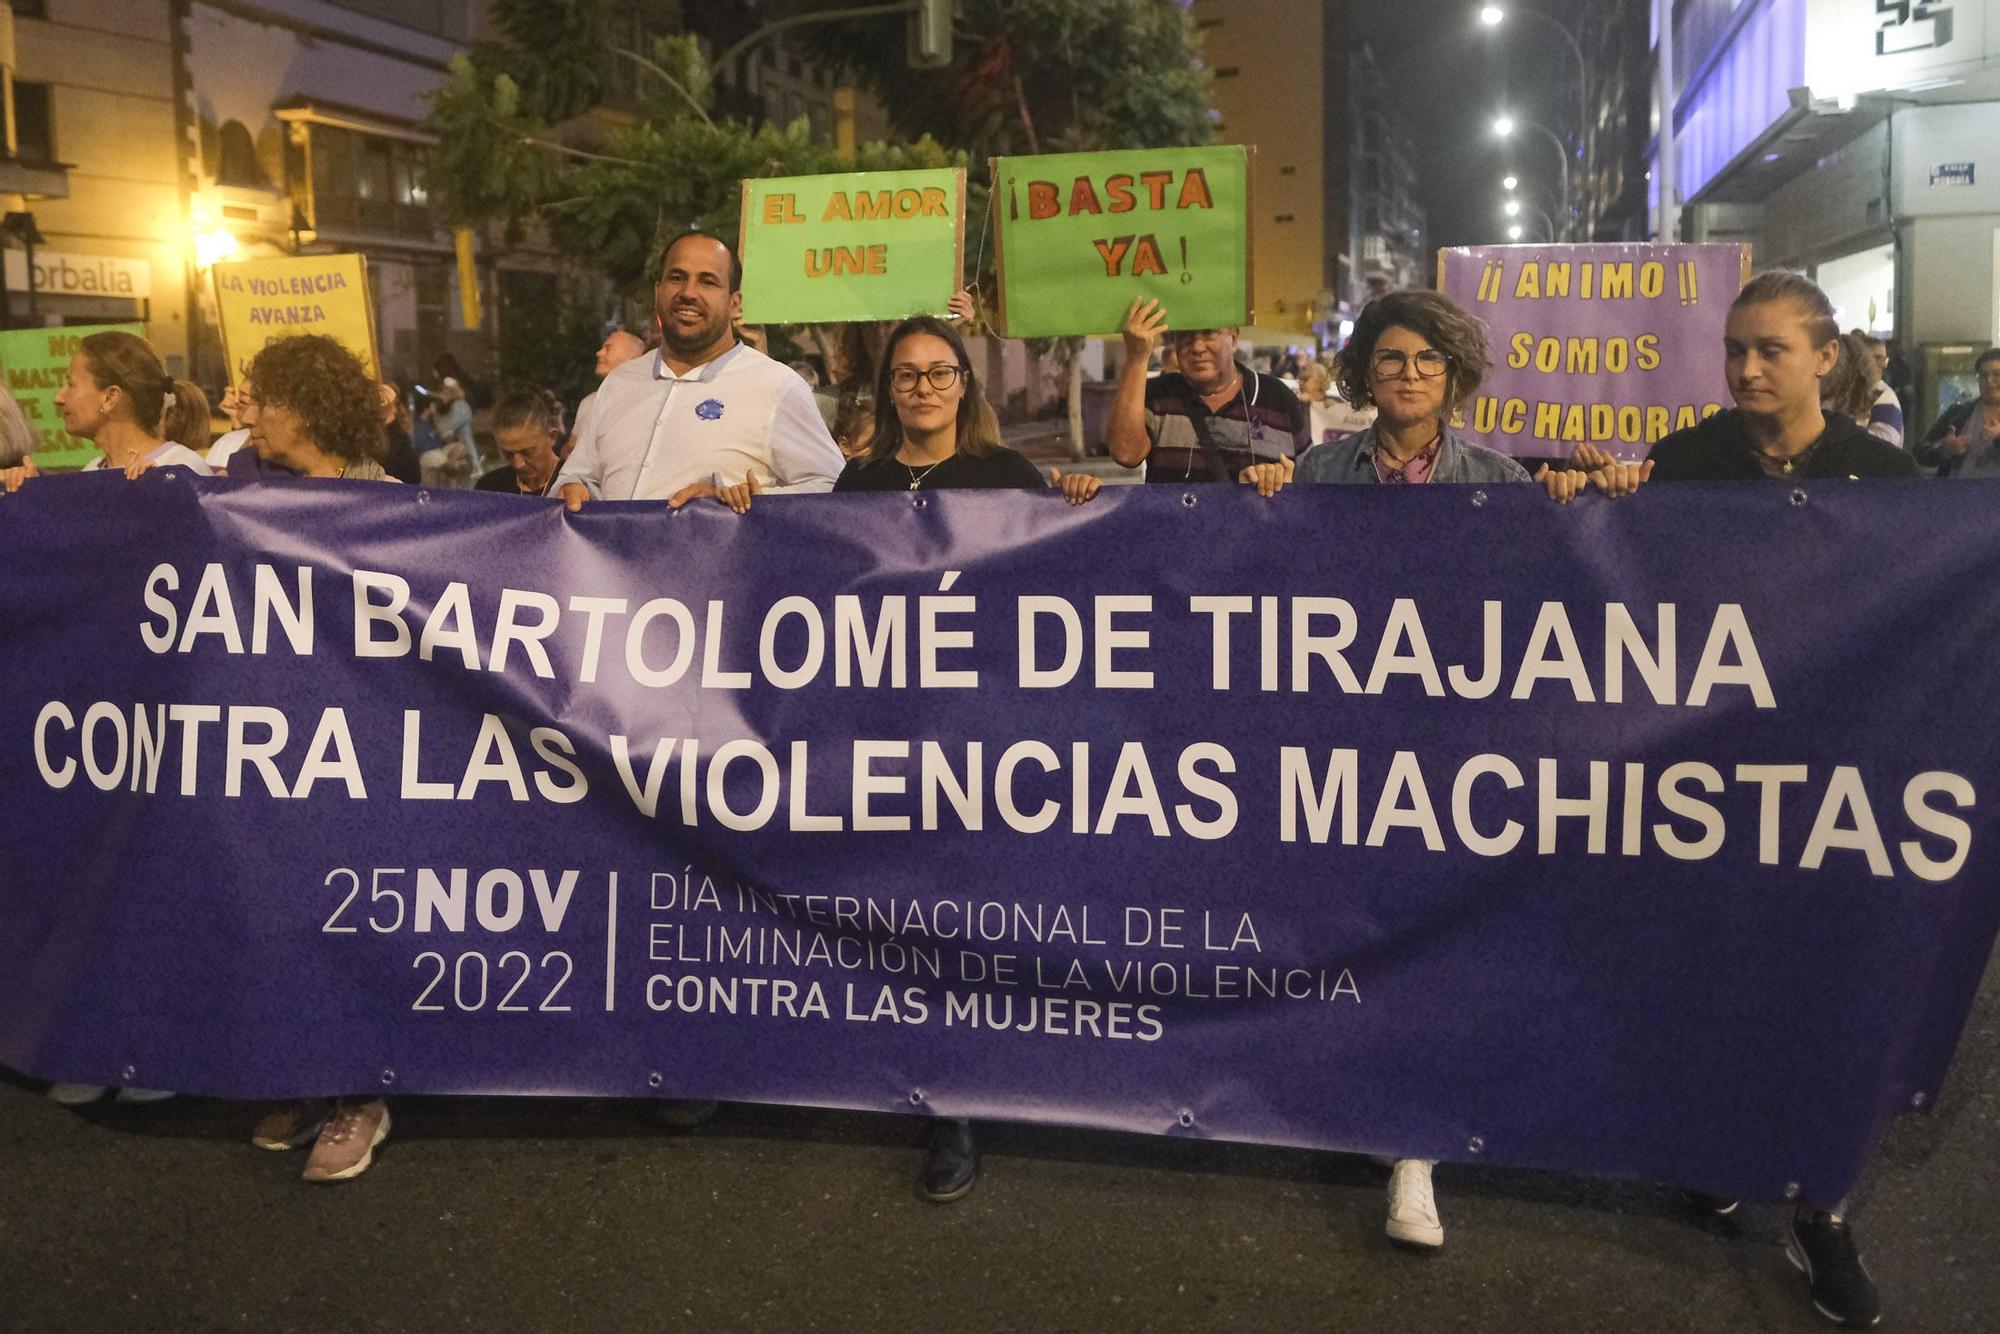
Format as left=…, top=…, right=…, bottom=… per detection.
left=1437, top=243, right=1751, bottom=462
left=3, top=472, right=1999, bottom=1211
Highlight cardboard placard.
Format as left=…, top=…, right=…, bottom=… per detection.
left=212, top=253, right=379, bottom=384
left=1436, top=243, right=1752, bottom=461
left=992, top=145, right=1250, bottom=338
left=739, top=168, right=967, bottom=324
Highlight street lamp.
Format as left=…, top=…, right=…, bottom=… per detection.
left=1507, top=225, right=1524, bottom=240
left=1503, top=200, right=1555, bottom=240
left=1479, top=6, right=1589, bottom=234
left=1502, top=174, right=1519, bottom=191
left=1493, top=112, right=1570, bottom=239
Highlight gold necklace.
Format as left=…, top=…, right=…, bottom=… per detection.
left=902, top=456, right=948, bottom=490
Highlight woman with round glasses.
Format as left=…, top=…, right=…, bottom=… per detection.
left=829, top=314, right=1097, bottom=1205
left=833, top=315, right=1099, bottom=501
left=1289, top=290, right=1534, bottom=489
left=1272, top=288, right=1584, bottom=1254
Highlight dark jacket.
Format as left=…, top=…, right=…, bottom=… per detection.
left=1646, top=409, right=1920, bottom=481
left=1915, top=399, right=1978, bottom=472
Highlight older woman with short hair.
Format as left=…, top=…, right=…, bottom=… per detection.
left=239, top=335, right=391, bottom=481
left=234, top=334, right=398, bottom=1182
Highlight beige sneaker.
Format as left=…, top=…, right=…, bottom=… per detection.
left=252, top=1100, right=332, bottom=1151
left=302, top=1100, right=390, bottom=1182
left=1386, top=1158, right=1444, bottom=1249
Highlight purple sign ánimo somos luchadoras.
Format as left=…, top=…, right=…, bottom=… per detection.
left=1439, top=243, right=1751, bottom=461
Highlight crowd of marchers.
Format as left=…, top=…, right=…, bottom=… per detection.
left=5, top=226, right=1996, bottom=1333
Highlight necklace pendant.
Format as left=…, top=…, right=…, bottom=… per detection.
left=909, top=479, right=920, bottom=491
left=1782, top=460, right=1793, bottom=475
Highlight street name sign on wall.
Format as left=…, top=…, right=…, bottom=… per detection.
left=992, top=145, right=1249, bottom=338
left=738, top=168, right=967, bottom=324
left=1437, top=243, right=1750, bottom=462
left=0, top=322, right=145, bottom=470
left=212, top=253, right=379, bottom=384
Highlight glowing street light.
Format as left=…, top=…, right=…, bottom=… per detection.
left=1507, top=225, right=1524, bottom=240
left=1480, top=5, right=1505, bottom=26
left=194, top=228, right=240, bottom=269
left=1504, top=199, right=1522, bottom=217
left=1492, top=111, right=1571, bottom=237
left=1503, top=174, right=1519, bottom=191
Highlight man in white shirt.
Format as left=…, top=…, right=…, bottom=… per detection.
left=556, top=232, right=841, bottom=509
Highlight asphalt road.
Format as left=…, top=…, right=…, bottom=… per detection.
left=4, top=944, right=1996, bottom=1334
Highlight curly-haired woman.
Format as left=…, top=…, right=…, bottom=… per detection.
left=1292, top=290, right=1530, bottom=488
left=238, top=334, right=391, bottom=481
left=234, top=335, right=398, bottom=1183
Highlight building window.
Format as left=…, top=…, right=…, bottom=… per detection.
left=414, top=264, right=451, bottom=362
left=309, top=125, right=435, bottom=239
left=216, top=120, right=270, bottom=189
left=11, top=81, right=52, bottom=163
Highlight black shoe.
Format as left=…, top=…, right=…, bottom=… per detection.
left=1681, top=1189, right=1740, bottom=1216
left=652, top=1098, right=718, bottom=1129
left=920, top=1120, right=979, bottom=1203
left=1787, top=1211, right=1881, bottom=1328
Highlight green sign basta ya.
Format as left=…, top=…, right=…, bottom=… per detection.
left=993, top=145, right=1249, bottom=339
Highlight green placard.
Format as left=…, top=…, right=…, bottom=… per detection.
left=738, top=168, right=967, bottom=324
left=0, top=322, right=145, bottom=470
left=992, top=145, right=1250, bottom=339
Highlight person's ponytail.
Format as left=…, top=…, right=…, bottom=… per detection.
left=161, top=379, right=212, bottom=451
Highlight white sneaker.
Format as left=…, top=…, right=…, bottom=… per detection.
left=46, top=1083, right=109, bottom=1106
left=1386, top=1158, right=1444, bottom=1249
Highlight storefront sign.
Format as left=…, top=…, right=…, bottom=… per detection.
left=739, top=168, right=967, bottom=324
left=1806, top=0, right=1999, bottom=99
left=2, top=250, right=153, bottom=301
left=1437, top=242, right=1750, bottom=461
left=0, top=322, right=145, bottom=469
left=1930, top=161, right=1976, bottom=186
left=212, top=253, right=379, bottom=383
left=992, top=145, right=1249, bottom=338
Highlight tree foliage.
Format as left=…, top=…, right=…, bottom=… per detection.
left=428, top=0, right=1212, bottom=294
left=785, top=0, right=1215, bottom=158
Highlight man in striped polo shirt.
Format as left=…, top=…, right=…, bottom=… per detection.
left=1105, top=297, right=1311, bottom=487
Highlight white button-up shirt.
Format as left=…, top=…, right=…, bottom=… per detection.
left=553, top=341, right=842, bottom=500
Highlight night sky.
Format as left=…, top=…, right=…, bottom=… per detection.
left=1364, top=0, right=1592, bottom=256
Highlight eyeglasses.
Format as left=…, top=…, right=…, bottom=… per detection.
left=890, top=365, right=964, bottom=393
left=1370, top=349, right=1451, bottom=380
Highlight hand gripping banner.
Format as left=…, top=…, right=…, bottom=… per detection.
left=3, top=472, right=1998, bottom=1209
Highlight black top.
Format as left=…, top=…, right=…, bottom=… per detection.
left=1646, top=409, right=1921, bottom=482
left=382, top=423, right=421, bottom=484
left=834, top=447, right=1047, bottom=492
left=476, top=464, right=548, bottom=494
